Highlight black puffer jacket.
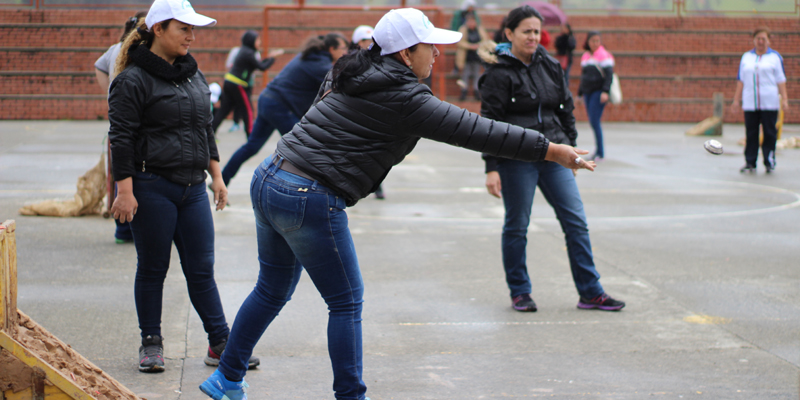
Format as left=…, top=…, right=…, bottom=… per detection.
left=109, top=43, right=219, bottom=186
left=478, top=42, right=577, bottom=173
left=277, top=56, right=551, bottom=207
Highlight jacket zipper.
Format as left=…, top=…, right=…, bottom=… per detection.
left=142, top=160, right=146, bottom=172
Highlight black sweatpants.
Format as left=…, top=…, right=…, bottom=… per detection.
left=744, top=110, right=778, bottom=169
left=212, top=81, right=254, bottom=136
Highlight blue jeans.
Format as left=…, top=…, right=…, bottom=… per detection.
left=221, top=91, right=300, bottom=185
left=497, top=160, right=603, bottom=299
left=129, top=171, right=230, bottom=344
left=584, top=90, right=607, bottom=159
left=218, top=156, right=367, bottom=400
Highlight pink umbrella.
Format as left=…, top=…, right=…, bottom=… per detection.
left=522, top=1, right=567, bottom=26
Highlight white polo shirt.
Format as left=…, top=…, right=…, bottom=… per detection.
left=738, top=48, right=786, bottom=111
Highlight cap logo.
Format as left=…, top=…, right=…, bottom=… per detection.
left=422, top=15, right=432, bottom=29
left=181, top=0, right=194, bottom=10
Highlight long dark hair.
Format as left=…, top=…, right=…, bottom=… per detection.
left=119, top=11, right=147, bottom=42
left=504, top=5, right=543, bottom=34
left=331, top=42, right=418, bottom=95
left=301, top=33, right=347, bottom=60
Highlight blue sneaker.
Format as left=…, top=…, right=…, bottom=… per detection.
left=200, top=370, right=248, bottom=400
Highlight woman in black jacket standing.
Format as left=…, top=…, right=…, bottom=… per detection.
left=479, top=6, right=624, bottom=313
left=554, top=23, right=576, bottom=88
left=200, top=8, right=597, bottom=400
left=108, top=0, right=257, bottom=374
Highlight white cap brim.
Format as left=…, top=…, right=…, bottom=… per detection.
left=420, top=27, right=462, bottom=45
left=174, top=10, right=216, bottom=27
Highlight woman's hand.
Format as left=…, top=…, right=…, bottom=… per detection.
left=544, top=143, right=596, bottom=172
left=209, top=178, right=228, bottom=211
left=600, top=92, right=609, bottom=104
left=267, top=48, right=285, bottom=58
left=485, top=171, right=502, bottom=199
left=730, top=99, right=741, bottom=114
left=110, top=178, right=137, bottom=223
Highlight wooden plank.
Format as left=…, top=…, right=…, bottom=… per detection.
left=0, top=331, right=96, bottom=400
left=3, top=384, right=73, bottom=400
left=0, top=219, right=17, bottom=333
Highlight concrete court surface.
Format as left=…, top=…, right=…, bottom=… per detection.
left=0, top=120, right=799, bottom=400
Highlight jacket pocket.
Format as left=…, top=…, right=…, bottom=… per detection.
left=266, top=186, right=307, bottom=232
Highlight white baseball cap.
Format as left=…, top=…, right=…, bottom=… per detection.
left=372, top=8, right=462, bottom=55
left=352, top=25, right=374, bottom=43
left=145, top=0, right=216, bottom=29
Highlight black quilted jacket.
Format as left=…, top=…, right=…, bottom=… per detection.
left=276, top=56, right=550, bottom=207
left=109, top=43, right=219, bottom=186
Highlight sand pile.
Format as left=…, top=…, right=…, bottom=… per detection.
left=1, top=310, right=142, bottom=400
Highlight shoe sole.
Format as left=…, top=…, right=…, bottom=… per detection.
left=577, top=302, right=624, bottom=311
left=199, top=381, right=228, bottom=400
left=204, top=356, right=260, bottom=369
left=512, top=305, right=537, bottom=312
left=139, top=364, right=165, bottom=373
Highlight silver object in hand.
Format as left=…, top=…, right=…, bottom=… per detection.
left=574, top=157, right=582, bottom=164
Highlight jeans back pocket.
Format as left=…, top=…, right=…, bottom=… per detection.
left=266, top=186, right=307, bottom=232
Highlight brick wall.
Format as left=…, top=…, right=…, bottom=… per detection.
left=1, top=8, right=798, bottom=123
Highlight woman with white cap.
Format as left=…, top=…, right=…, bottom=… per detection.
left=108, top=0, right=258, bottom=373
left=200, top=8, right=595, bottom=400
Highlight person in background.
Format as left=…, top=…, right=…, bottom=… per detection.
left=352, top=25, right=386, bottom=199
left=554, top=23, right=576, bottom=88
left=577, top=31, right=614, bottom=161
left=731, top=27, right=788, bottom=174
left=212, top=31, right=284, bottom=138
left=200, top=8, right=595, bottom=400
left=479, top=5, right=624, bottom=314
left=352, top=25, right=374, bottom=50
left=219, top=33, right=349, bottom=186
left=107, top=0, right=259, bottom=373
left=456, top=13, right=488, bottom=101
left=222, top=45, right=251, bottom=133
left=451, top=0, right=481, bottom=31
left=94, top=10, right=146, bottom=245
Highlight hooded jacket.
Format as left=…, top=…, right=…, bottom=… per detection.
left=109, top=43, right=219, bottom=186
left=225, top=31, right=275, bottom=87
left=478, top=42, right=576, bottom=173
left=276, top=56, right=551, bottom=207
left=265, top=50, right=333, bottom=118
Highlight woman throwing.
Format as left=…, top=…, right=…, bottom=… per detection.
left=479, top=6, right=625, bottom=313
left=108, top=0, right=257, bottom=373
left=200, top=8, right=597, bottom=400
left=731, top=27, right=788, bottom=173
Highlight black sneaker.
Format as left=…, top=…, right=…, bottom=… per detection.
left=139, top=335, right=165, bottom=373
left=740, top=164, right=756, bottom=173
left=511, top=294, right=537, bottom=312
left=204, top=338, right=261, bottom=369
left=577, top=293, right=625, bottom=311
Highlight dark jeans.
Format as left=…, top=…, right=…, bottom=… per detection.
left=129, top=171, right=229, bottom=344
left=744, top=110, right=778, bottom=169
left=221, top=91, right=300, bottom=185
left=218, top=156, right=367, bottom=400
left=584, top=90, right=607, bottom=159
left=497, top=160, right=603, bottom=299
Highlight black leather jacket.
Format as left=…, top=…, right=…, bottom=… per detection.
left=108, top=43, right=219, bottom=186
left=277, top=56, right=550, bottom=207
left=479, top=43, right=576, bottom=172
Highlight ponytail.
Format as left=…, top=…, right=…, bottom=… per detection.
left=331, top=42, right=382, bottom=95
left=115, top=19, right=171, bottom=74
left=120, top=11, right=147, bottom=42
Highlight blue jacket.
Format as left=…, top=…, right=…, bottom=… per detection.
left=264, top=50, right=333, bottom=117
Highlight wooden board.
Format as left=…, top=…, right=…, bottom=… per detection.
left=1, top=219, right=17, bottom=333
